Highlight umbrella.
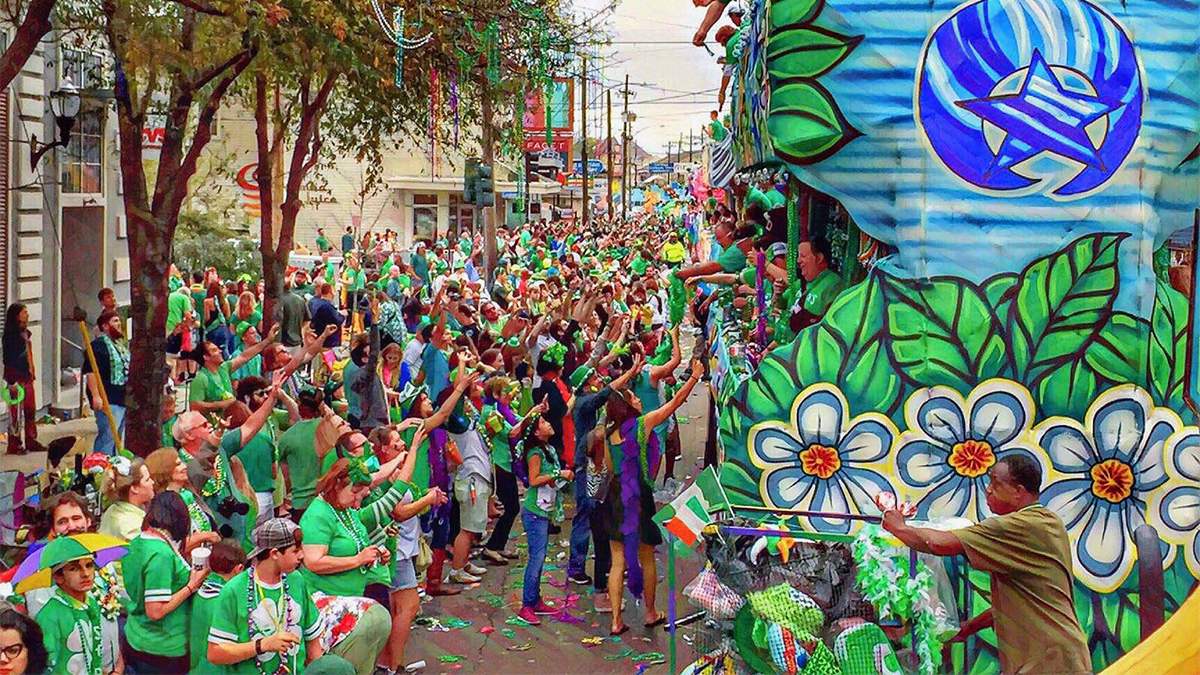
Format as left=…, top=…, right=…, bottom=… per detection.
left=14, top=533, right=128, bottom=593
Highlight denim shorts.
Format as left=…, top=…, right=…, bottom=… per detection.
left=391, top=555, right=418, bottom=591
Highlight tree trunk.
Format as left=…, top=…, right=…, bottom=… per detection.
left=479, top=75, right=497, bottom=289
left=255, top=73, right=279, bottom=330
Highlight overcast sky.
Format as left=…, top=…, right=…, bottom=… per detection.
left=573, top=0, right=725, bottom=156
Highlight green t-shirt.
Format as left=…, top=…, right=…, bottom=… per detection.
left=278, top=419, right=321, bottom=510
left=208, top=570, right=322, bottom=675
left=799, top=269, right=845, bottom=317
left=401, top=426, right=431, bottom=490
left=190, top=574, right=227, bottom=673
left=708, top=119, right=728, bottom=141
left=222, top=426, right=275, bottom=494
left=191, top=362, right=235, bottom=404
left=717, top=244, right=748, bottom=273
left=630, top=256, right=649, bottom=277
left=764, top=188, right=787, bottom=210
left=481, top=404, right=514, bottom=473
left=36, top=589, right=103, bottom=675
left=231, top=352, right=262, bottom=382
left=522, top=446, right=561, bottom=519
left=345, top=268, right=366, bottom=292
left=166, top=290, right=193, bottom=334
left=316, top=235, right=332, bottom=252
left=162, top=416, right=177, bottom=448
left=299, top=497, right=372, bottom=597
left=122, top=534, right=191, bottom=657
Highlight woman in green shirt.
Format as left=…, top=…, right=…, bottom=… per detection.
left=121, top=492, right=208, bottom=673
left=516, top=416, right=573, bottom=625
left=480, top=378, right=546, bottom=564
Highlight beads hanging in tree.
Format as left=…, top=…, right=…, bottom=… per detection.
left=787, top=177, right=800, bottom=282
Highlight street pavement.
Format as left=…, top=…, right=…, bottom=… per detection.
left=404, top=382, right=712, bottom=674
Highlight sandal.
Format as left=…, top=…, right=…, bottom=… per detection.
left=610, top=624, right=630, bottom=636
left=644, top=616, right=667, bottom=629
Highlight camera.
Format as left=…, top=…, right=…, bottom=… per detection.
left=217, top=496, right=250, bottom=518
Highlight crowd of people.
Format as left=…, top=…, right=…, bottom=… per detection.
left=0, top=191, right=842, bottom=674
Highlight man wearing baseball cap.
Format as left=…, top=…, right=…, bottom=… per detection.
left=207, top=518, right=324, bottom=673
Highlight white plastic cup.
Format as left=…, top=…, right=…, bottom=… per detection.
left=191, top=546, right=211, bottom=571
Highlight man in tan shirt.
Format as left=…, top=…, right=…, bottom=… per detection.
left=882, top=455, right=1092, bottom=674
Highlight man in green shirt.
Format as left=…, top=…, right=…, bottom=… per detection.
left=208, top=519, right=324, bottom=674
left=190, top=325, right=280, bottom=414
left=882, top=455, right=1091, bottom=674
left=787, top=238, right=845, bottom=333
left=315, top=228, right=333, bottom=253
left=278, top=390, right=329, bottom=520
left=34, top=538, right=104, bottom=675
left=705, top=110, right=728, bottom=142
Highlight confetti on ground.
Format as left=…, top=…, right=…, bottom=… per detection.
left=477, top=592, right=506, bottom=608
left=552, top=610, right=585, bottom=625
left=604, top=648, right=636, bottom=661
left=480, top=626, right=495, bottom=635
left=443, top=618, right=472, bottom=629
left=505, top=615, right=533, bottom=627
left=633, top=652, right=666, bottom=663
left=501, top=629, right=517, bottom=639
left=547, top=577, right=567, bottom=589
left=437, top=655, right=463, bottom=664
left=544, top=564, right=560, bottom=572
left=507, top=642, right=534, bottom=652
left=581, top=637, right=605, bottom=647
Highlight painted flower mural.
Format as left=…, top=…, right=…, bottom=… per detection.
left=1032, top=385, right=1177, bottom=593
left=1149, top=428, right=1200, bottom=580
left=893, top=380, right=1040, bottom=522
left=748, top=383, right=896, bottom=533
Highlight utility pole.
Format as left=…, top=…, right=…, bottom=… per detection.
left=622, top=73, right=630, bottom=222
left=606, top=89, right=613, bottom=221
left=576, top=55, right=585, bottom=228
left=479, top=74, right=497, bottom=288
left=678, top=132, right=684, bottom=164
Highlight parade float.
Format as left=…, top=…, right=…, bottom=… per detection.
left=692, top=0, right=1200, bottom=672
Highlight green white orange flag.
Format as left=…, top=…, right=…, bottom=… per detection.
left=653, top=467, right=730, bottom=547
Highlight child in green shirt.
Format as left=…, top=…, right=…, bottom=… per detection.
left=34, top=539, right=105, bottom=675
left=189, top=538, right=247, bottom=674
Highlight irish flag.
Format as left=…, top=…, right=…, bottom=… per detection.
left=654, top=467, right=730, bottom=547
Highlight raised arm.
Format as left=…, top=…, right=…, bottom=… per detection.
left=880, top=510, right=966, bottom=556
left=643, top=360, right=702, bottom=430
left=229, top=324, right=280, bottom=373
left=649, top=327, right=682, bottom=384
left=423, top=368, right=478, bottom=431
left=236, top=371, right=285, bottom=448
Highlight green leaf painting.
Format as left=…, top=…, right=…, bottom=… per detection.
left=767, top=79, right=860, bottom=164
left=1007, top=233, right=1124, bottom=385
left=768, top=0, right=822, bottom=31
left=1036, top=358, right=1099, bottom=420
left=1149, top=280, right=1188, bottom=408
left=766, top=27, right=862, bottom=79
left=1084, top=311, right=1149, bottom=386
left=879, top=274, right=1007, bottom=392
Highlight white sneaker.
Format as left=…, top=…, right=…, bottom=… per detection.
left=447, top=568, right=482, bottom=584
left=465, top=562, right=488, bottom=576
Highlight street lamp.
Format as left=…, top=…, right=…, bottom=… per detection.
left=30, top=82, right=82, bottom=169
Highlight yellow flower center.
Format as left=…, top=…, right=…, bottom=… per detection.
left=948, top=439, right=997, bottom=478
left=1090, top=459, right=1134, bottom=504
left=799, top=444, right=841, bottom=479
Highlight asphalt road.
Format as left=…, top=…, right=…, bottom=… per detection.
left=404, top=379, right=712, bottom=674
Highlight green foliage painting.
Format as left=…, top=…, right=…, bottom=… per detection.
left=717, top=234, right=1200, bottom=670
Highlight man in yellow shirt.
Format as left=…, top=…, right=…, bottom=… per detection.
left=882, top=455, right=1091, bottom=674
left=661, top=232, right=687, bottom=265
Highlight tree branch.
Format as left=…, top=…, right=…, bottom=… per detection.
left=0, top=0, right=55, bottom=94
left=170, top=0, right=227, bottom=16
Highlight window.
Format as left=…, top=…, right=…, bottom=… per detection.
left=61, top=47, right=105, bottom=91
left=62, top=107, right=102, bottom=193
left=448, top=194, right=474, bottom=236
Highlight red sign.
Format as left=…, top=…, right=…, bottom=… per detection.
left=523, top=135, right=572, bottom=157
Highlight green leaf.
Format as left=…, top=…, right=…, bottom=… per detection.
left=982, top=273, right=1018, bottom=319
left=1148, top=280, right=1188, bottom=407
left=1008, top=233, right=1124, bottom=385
left=766, top=27, right=860, bottom=79
left=719, top=462, right=761, bottom=505
left=1036, top=359, right=1099, bottom=420
left=768, top=0, right=822, bottom=31
left=879, top=273, right=1008, bottom=392
left=768, top=79, right=860, bottom=164
left=1084, top=312, right=1149, bottom=386
left=794, top=322, right=845, bottom=386
left=823, top=275, right=902, bottom=415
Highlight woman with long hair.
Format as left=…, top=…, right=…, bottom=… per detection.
left=120, top=491, right=208, bottom=673
left=602, top=357, right=702, bottom=635
left=232, top=292, right=261, bottom=351
left=479, top=377, right=546, bottom=564
left=145, top=446, right=216, bottom=538
left=0, top=609, right=48, bottom=675
left=203, top=281, right=233, bottom=358
left=515, top=413, right=573, bottom=625
left=97, top=457, right=156, bottom=541
left=2, top=303, right=36, bottom=455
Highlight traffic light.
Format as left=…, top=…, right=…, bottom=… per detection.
left=477, top=163, right=495, bottom=207
left=463, top=157, right=481, bottom=204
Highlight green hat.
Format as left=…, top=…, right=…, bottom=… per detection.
left=39, top=536, right=94, bottom=572
left=569, top=365, right=595, bottom=392
left=303, top=655, right=356, bottom=675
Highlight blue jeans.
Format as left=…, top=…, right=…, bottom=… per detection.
left=522, top=510, right=549, bottom=608
left=93, top=403, right=126, bottom=456
left=567, top=470, right=593, bottom=577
